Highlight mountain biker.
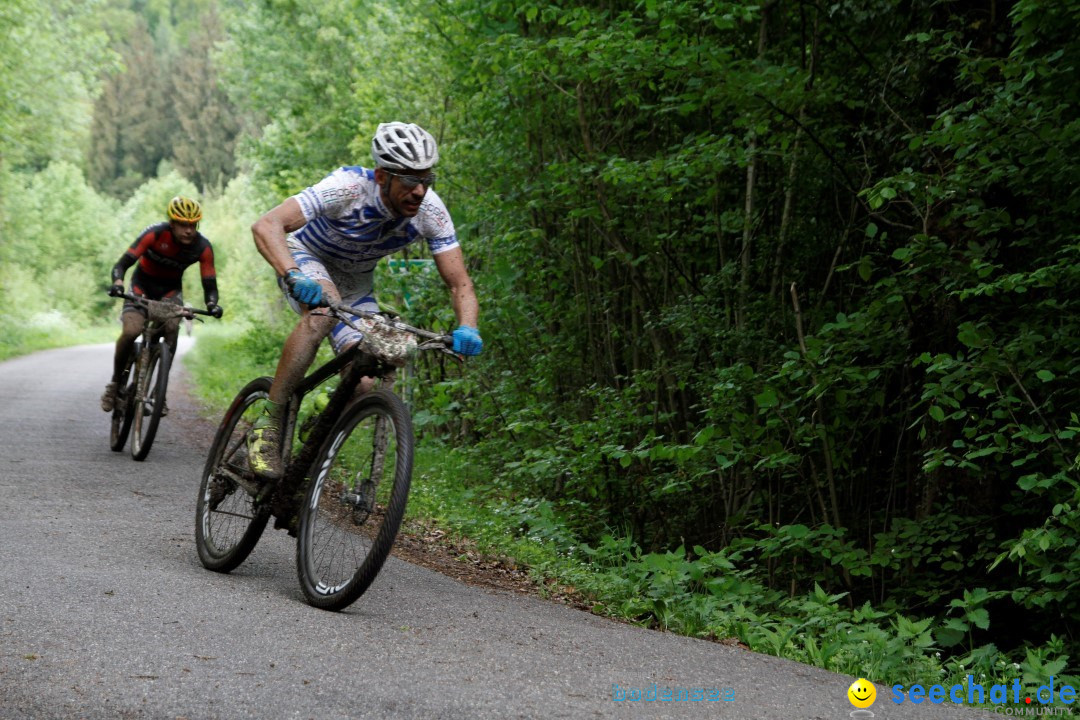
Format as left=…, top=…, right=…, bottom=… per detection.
left=101, top=196, right=224, bottom=413
left=247, top=121, right=483, bottom=480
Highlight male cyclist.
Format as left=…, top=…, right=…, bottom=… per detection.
left=101, top=196, right=223, bottom=413
left=247, top=121, right=482, bottom=479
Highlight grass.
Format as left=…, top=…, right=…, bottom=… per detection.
left=398, top=443, right=1080, bottom=711
left=6, top=315, right=1075, bottom=713
left=10, top=324, right=1077, bottom=711
left=0, top=323, right=116, bottom=362
left=181, top=328, right=1079, bottom=712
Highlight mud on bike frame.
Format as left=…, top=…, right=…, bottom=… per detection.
left=265, top=303, right=455, bottom=528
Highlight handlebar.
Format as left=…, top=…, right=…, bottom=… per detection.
left=318, top=302, right=455, bottom=352
left=109, top=290, right=220, bottom=319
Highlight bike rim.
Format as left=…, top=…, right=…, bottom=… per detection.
left=109, top=362, right=137, bottom=451
left=301, top=403, right=407, bottom=599
left=199, top=388, right=268, bottom=558
left=131, top=350, right=162, bottom=454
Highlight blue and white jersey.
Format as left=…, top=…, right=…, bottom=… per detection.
left=290, top=166, right=458, bottom=272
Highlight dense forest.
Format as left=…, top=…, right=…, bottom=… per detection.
left=2, top=0, right=1078, bottom=691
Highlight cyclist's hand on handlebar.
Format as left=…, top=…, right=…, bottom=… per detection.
left=206, top=302, right=224, bottom=319
left=108, top=283, right=125, bottom=298
left=452, top=325, right=483, bottom=356
left=283, top=269, right=323, bottom=306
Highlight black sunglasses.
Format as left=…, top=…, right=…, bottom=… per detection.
left=386, top=170, right=437, bottom=189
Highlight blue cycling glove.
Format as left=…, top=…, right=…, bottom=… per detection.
left=283, top=269, right=323, bottom=306
left=452, top=325, right=483, bottom=356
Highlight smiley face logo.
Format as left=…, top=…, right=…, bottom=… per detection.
left=847, top=678, right=876, bottom=708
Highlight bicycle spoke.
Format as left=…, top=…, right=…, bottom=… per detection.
left=131, top=342, right=169, bottom=461
left=195, top=378, right=273, bottom=572
left=297, top=390, right=413, bottom=610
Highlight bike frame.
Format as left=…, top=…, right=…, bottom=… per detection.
left=111, top=292, right=217, bottom=458
left=118, top=292, right=211, bottom=353
left=121, top=293, right=194, bottom=395
left=267, top=305, right=455, bottom=529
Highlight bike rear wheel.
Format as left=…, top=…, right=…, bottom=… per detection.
left=296, top=389, right=414, bottom=611
left=108, top=348, right=138, bottom=452
left=131, top=340, right=170, bottom=461
left=195, top=377, right=274, bottom=572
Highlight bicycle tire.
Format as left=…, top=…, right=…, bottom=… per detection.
left=195, top=377, right=274, bottom=572
left=108, top=348, right=138, bottom=452
left=296, top=389, right=414, bottom=611
left=131, top=340, right=169, bottom=461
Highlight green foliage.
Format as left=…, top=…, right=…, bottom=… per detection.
left=184, top=321, right=293, bottom=409
left=0, top=162, right=122, bottom=343
left=0, top=0, right=113, bottom=171
left=168, top=6, right=242, bottom=193
left=382, top=459, right=1080, bottom=703
left=8, top=0, right=1080, bottom=691
left=412, top=0, right=1080, bottom=664
left=197, top=174, right=281, bottom=324
left=86, top=0, right=241, bottom=197
left=87, top=16, right=173, bottom=198
left=217, top=0, right=448, bottom=197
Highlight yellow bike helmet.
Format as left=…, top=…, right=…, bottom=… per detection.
left=167, top=196, right=202, bottom=223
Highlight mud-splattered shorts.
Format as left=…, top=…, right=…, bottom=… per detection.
left=280, top=236, right=379, bottom=354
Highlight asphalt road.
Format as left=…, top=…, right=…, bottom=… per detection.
left=0, top=341, right=998, bottom=719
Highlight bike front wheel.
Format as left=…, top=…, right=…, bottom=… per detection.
left=109, top=348, right=138, bottom=452
left=296, top=389, right=414, bottom=611
left=131, top=340, right=170, bottom=461
left=195, top=377, right=274, bottom=572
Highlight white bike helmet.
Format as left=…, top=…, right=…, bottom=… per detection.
left=371, top=122, right=439, bottom=170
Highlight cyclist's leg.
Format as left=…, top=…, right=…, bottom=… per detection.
left=112, top=307, right=145, bottom=382
left=266, top=291, right=339, bottom=404
left=153, top=293, right=183, bottom=416
left=103, top=305, right=145, bottom=411
left=114, top=279, right=170, bottom=382
left=161, top=291, right=183, bottom=357
left=248, top=244, right=340, bottom=478
left=265, top=243, right=346, bottom=406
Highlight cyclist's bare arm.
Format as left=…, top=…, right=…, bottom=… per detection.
left=432, top=247, right=479, bottom=328
left=252, top=197, right=308, bottom=277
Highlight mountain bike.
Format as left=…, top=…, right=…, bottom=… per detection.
left=109, top=292, right=218, bottom=461
left=194, top=304, right=457, bottom=611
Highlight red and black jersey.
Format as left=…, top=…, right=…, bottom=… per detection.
left=111, top=222, right=219, bottom=305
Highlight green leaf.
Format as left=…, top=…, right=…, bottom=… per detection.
left=754, top=388, right=779, bottom=409
left=957, top=323, right=986, bottom=348
left=858, top=256, right=872, bottom=282
left=935, top=626, right=965, bottom=647
left=967, top=608, right=991, bottom=630
left=784, top=524, right=810, bottom=539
